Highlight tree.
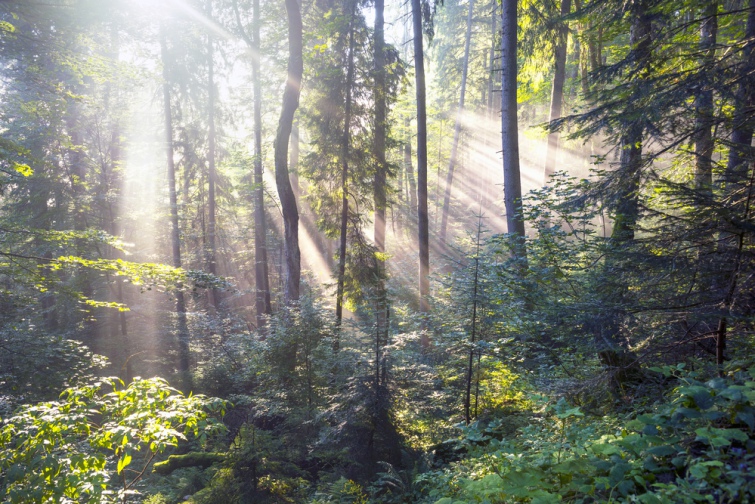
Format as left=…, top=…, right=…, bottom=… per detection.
left=232, top=0, right=272, bottom=328
left=336, top=0, right=359, bottom=327
left=205, top=0, right=219, bottom=310
left=543, top=0, right=572, bottom=183
left=411, top=0, right=431, bottom=320
left=611, top=0, right=652, bottom=242
left=274, top=0, right=303, bottom=305
left=161, top=24, right=191, bottom=382
left=373, top=0, right=389, bottom=349
left=501, top=0, right=527, bottom=267
left=693, top=0, right=718, bottom=193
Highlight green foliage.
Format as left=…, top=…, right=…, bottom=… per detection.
left=312, top=478, right=369, bottom=504
left=415, top=363, right=755, bottom=503
left=0, top=377, right=226, bottom=503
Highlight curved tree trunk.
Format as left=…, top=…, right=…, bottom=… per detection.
left=274, top=0, right=303, bottom=305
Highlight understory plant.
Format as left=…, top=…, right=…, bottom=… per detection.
left=414, top=361, right=755, bottom=503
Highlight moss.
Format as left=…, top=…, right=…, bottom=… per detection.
left=153, top=452, right=225, bottom=475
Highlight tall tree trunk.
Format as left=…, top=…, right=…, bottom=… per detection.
left=440, top=0, right=475, bottom=247
left=373, top=0, right=389, bottom=359
left=611, top=0, right=651, bottom=241
left=694, top=1, right=717, bottom=193
left=543, top=0, right=572, bottom=183
left=206, top=2, right=218, bottom=310
left=487, top=0, right=497, bottom=120
left=160, top=26, right=191, bottom=383
left=233, top=0, right=272, bottom=327
left=336, top=5, right=357, bottom=329
left=501, top=0, right=527, bottom=266
left=274, top=0, right=303, bottom=305
left=252, top=0, right=272, bottom=328
left=411, top=0, right=430, bottom=320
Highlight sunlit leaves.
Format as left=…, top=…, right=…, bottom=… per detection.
left=0, top=377, right=226, bottom=503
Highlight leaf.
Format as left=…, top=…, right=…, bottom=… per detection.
left=13, top=162, right=32, bottom=177
left=116, top=452, right=131, bottom=475
left=646, top=445, right=676, bottom=457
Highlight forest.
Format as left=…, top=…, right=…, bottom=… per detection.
left=1, top=0, right=755, bottom=502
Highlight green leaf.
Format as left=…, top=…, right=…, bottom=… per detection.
left=116, top=452, right=131, bottom=475
left=13, top=162, right=32, bottom=177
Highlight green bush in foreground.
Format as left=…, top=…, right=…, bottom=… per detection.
left=0, top=377, right=226, bottom=503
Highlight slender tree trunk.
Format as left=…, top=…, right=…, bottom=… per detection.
left=611, top=0, right=651, bottom=241
left=694, top=1, right=717, bottom=193
left=487, top=0, right=497, bottom=120
left=405, top=127, right=417, bottom=219
left=206, top=3, right=218, bottom=310
left=274, top=0, right=303, bottom=305
left=501, top=0, right=527, bottom=266
left=336, top=5, right=357, bottom=329
left=411, top=0, right=430, bottom=320
left=464, top=216, right=482, bottom=425
left=253, top=0, right=272, bottom=327
left=402, top=14, right=417, bottom=225
left=440, top=0, right=475, bottom=247
left=233, top=0, right=272, bottom=327
left=160, top=26, right=191, bottom=382
left=543, top=0, right=572, bottom=183
left=373, top=0, right=389, bottom=358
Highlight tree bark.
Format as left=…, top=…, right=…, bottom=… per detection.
left=543, top=0, right=572, bottom=183
left=411, top=0, right=430, bottom=318
left=274, top=0, right=303, bottom=305
left=501, top=0, right=527, bottom=266
left=160, top=25, right=191, bottom=382
left=440, top=0, right=475, bottom=247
